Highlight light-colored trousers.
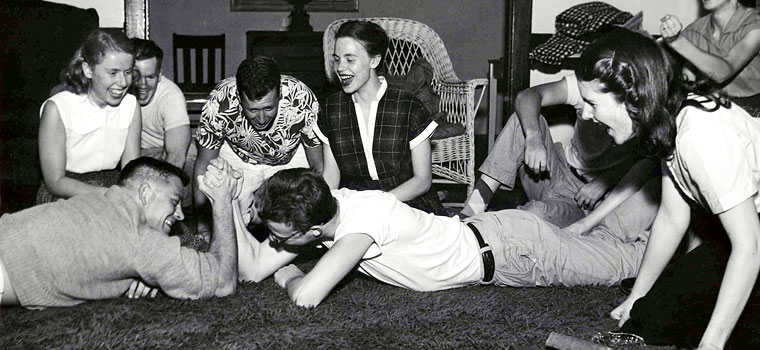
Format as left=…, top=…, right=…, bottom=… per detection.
left=466, top=178, right=660, bottom=287
left=480, top=113, right=589, bottom=228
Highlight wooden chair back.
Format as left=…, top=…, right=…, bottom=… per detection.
left=172, top=33, right=225, bottom=94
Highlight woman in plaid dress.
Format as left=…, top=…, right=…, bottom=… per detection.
left=315, top=20, right=444, bottom=215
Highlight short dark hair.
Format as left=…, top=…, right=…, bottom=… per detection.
left=258, top=168, right=338, bottom=233
left=576, top=28, right=685, bottom=160
left=235, top=55, right=280, bottom=101
left=132, top=38, right=164, bottom=71
left=118, top=157, right=190, bottom=188
left=335, top=20, right=389, bottom=75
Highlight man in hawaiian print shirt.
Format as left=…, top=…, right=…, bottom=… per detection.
left=193, top=56, right=322, bottom=237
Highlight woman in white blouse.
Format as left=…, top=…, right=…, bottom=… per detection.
left=37, top=29, right=141, bottom=204
left=570, top=28, right=760, bottom=350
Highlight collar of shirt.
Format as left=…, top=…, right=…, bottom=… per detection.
left=351, top=76, right=388, bottom=103
left=351, top=77, right=388, bottom=181
left=719, top=4, right=753, bottom=35
left=81, top=93, right=115, bottom=112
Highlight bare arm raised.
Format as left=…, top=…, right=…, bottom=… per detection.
left=197, top=158, right=241, bottom=297
left=661, top=14, right=760, bottom=84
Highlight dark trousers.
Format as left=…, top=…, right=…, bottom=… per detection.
left=621, top=213, right=760, bottom=349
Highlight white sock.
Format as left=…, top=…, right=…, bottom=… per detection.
left=462, top=190, right=488, bottom=216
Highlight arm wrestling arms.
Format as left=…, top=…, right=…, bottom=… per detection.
left=197, top=158, right=241, bottom=297
left=194, top=145, right=221, bottom=235
left=570, top=158, right=658, bottom=234
left=232, top=199, right=299, bottom=282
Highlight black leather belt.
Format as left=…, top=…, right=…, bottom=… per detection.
left=467, top=223, right=494, bottom=284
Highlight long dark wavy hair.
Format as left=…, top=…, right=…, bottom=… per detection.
left=59, top=29, right=135, bottom=94
left=576, top=28, right=730, bottom=160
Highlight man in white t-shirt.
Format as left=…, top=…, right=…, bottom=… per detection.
left=131, top=39, right=192, bottom=173
left=229, top=168, right=655, bottom=308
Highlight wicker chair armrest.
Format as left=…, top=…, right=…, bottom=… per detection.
left=464, top=78, right=489, bottom=88
left=434, top=78, right=488, bottom=127
left=437, top=78, right=488, bottom=91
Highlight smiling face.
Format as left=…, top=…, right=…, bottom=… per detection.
left=577, top=79, right=635, bottom=145
left=134, top=57, right=161, bottom=106
left=241, top=89, right=279, bottom=131
left=333, top=36, right=381, bottom=95
left=83, top=50, right=134, bottom=108
left=143, top=176, right=185, bottom=235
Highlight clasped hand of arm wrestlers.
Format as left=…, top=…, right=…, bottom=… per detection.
left=125, top=158, right=242, bottom=299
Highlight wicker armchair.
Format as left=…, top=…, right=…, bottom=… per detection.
left=323, top=17, right=488, bottom=198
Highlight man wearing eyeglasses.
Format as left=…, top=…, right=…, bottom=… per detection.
left=231, top=168, right=656, bottom=308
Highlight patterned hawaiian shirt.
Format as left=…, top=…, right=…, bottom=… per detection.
left=196, top=75, right=320, bottom=165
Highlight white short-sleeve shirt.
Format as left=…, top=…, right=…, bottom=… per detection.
left=666, top=96, right=760, bottom=213
left=140, top=77, right=189, bottom=150
left=42, top=91, right=136, bottom=173
left=321, top=188, right=482, bottom=291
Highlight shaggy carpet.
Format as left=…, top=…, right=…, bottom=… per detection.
left=0, top=245, right=674, bottom=350
left=0, top=176, right=675, bottom=349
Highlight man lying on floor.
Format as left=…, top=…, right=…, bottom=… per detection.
left=0, top=157, right=239, bottom=308
left=234, top=168, right=659, bottom=308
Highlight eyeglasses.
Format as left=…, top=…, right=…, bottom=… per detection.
left=268, top=230, right=304, bottom=245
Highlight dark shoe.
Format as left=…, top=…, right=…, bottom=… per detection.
left=620, top=277, right=635, bottom=295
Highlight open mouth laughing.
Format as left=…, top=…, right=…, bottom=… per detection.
left=138, top=88, right=151, bottom=98
left=164, top=217, right=175, bottom=232
left=338, top=74, right=354, bottom=87
left=108, top=87, right=127, bottom=100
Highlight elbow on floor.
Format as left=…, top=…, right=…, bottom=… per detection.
left=290, top=290, right=322, bottom=308
left=214, top=281, right=238, bottom=298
